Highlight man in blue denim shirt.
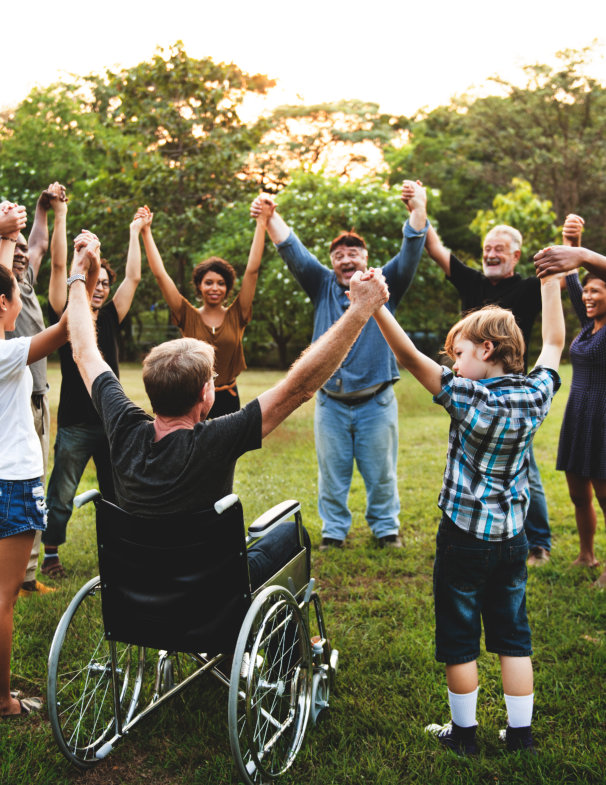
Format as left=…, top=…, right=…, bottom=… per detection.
left=251, top=183, right=428, bottom=549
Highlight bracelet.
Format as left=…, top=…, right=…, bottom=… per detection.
left=66, top=273, right=87, bottom=287
left=0, top=236, right=17, bottom=243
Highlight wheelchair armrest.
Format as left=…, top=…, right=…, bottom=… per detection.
left=74, top=489, right=102, bottom=508
left=248, top=500, right=301, bottom=538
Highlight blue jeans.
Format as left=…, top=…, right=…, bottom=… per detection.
left=434, top=515, right=531, bottom=665
left=247, top=522, right=311, bottom=590
left=524, top=442, right=551, bottom=551
left=314, top=386, right=400, bottom=540
left=43, top=424, right=116, bottom=547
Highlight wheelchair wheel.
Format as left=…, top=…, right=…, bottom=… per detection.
left=228, top=586, right=312, bottom=785
left=47, top=576, right=145, bottom=768
left=310, top=669, right=330, bottom=725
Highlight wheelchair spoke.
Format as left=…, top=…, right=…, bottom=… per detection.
left=48, top=577, right=145, bottom=769
left=229, top=586, right=312, bottom=785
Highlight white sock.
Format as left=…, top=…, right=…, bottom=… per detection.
left=504, top=693, right=534, bottom=728
left=448, top=687, right=478, bottom=728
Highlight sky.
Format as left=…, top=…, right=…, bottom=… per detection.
left=1, top=1, right=605, bottom=119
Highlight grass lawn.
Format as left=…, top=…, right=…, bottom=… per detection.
left=3, top=362, right=605, bottom=785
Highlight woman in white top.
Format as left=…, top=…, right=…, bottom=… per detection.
left=0, top=218, right=85, bottom=717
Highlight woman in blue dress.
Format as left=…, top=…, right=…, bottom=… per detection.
left=535, top=217, right=606, bottom=587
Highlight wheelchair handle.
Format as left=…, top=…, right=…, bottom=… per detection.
left=214, top=493, right=240, bottom=514
left=74, top=489, right=102, bottom=508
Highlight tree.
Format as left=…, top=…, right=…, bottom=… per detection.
left=0, top=44, right=276, bottom=357
left=246, top=100, right=407, bottom=190
left=386, top=44, right=606, bottom=255
left=84, top=41, right=275, bottom=292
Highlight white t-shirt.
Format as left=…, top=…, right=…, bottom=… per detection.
left=0, top=337, right=43, bottom=479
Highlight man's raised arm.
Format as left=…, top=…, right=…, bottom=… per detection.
left=66, top=231, right=112, bottom=394
left=257, top=270, right=388, bottom=437
left=401, top=180, right=450, bottom=275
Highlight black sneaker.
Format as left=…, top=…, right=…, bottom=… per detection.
left=319, top=537, right=344, bottom=551
left=378, top=534, right=403, bottom=548
left=499, top=725, right=536, bottom=753
left=425, top=720, right=478, bottom=755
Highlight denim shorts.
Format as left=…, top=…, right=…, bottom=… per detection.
left=0, top=478, right=47, bottom=540
left=433, top=514, right=531, bottom=664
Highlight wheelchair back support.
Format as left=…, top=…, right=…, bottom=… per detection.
left=95, top=498, right=251, bottom=654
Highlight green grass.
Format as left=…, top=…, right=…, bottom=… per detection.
left=4, top=363, right=606, bottom=785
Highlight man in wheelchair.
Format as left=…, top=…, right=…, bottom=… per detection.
left=66, top=231, right=388, bottom=584
left=47, top=231, right=389, bottom=781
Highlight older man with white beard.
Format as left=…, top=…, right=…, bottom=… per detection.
left=414, top=184, right=554, bottom=566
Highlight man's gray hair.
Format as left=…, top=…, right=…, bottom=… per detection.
left=484, top=225, right=523, bottom=253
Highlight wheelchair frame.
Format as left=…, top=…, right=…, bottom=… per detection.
left=47, top=492, right=338, bottom=785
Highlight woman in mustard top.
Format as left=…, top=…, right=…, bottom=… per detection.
left=140, top=200, right=273, bottom=417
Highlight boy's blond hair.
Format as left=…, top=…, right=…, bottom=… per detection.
left=443, top=306, right=525, bottom=374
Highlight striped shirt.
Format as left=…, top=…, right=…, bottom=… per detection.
left=434, top=366, right=560, bottom=541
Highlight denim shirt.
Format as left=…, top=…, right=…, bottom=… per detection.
left=276, top=220, right=428, bottom=394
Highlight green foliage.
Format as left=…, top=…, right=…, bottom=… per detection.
left=387, top=44, right=606, bottom=255
left=0, top=43, right=276, bottom=358
left=202, top=171, right=452, bottom=365
left=470, top=179, right=559, bottom=275
left=248, top=100, right=407, bottom=189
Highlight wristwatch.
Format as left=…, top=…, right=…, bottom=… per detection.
left=66, top=273, right=86, bottom=287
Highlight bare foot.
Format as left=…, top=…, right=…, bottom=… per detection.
left=0, top=695, right=22, bottom=717
left=571, top=556, right=600, bottom=568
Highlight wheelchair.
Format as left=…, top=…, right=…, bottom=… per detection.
left=47, top=491, right=338, bottom=784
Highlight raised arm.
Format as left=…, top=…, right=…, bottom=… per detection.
left=47, top=183, right=69, bottom=313
left=534, top=213, right=606, bottom=281
left=257, top=270, right=388, bottom=437
left=401, top=180, right=450, bottom=275
left=534, top=275, right=565, bottom=372
left=0, top=201, right=27, bottom=240
left=112, top=207, right=146, bottom=322
left=534, top=246, right=606, bottom=282
left=562, top=213, right=584, bottom=248
left=0, top=202, right=26, bottom=270
left=372, top=303, right=443, bottom=395
left=140, top=211, right=183, bottom=314
left=382, top=180, right=428, bottom=304
left=239, top=198, right=274, bottom=320
left=27, top=187, right=56, bottom=278
left=251, top=193, right=290, bottom=245
left=66, top=232, right=112, bottom=394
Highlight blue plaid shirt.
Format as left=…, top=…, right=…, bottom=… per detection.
left=434, top=366, right=560, bottom=540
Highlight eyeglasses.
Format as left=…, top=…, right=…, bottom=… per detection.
left=95, top=280, right=111, bottom=290
left=212, top=372, right=218, bottom=381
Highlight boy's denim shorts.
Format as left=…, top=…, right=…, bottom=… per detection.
left=433, top=514, right=532, bottom=665
left=0, top=478, right=47, bottom=540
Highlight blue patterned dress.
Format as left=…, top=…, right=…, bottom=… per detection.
left=556, top=274, right=606, bottom=478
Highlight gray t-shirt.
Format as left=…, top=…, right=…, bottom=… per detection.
left=91, top=371, right=263, bottom=516
left=5, top=266, right=48, bottom=395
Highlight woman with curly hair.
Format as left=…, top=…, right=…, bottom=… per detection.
left=141, top=201, right=273, bottom=418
